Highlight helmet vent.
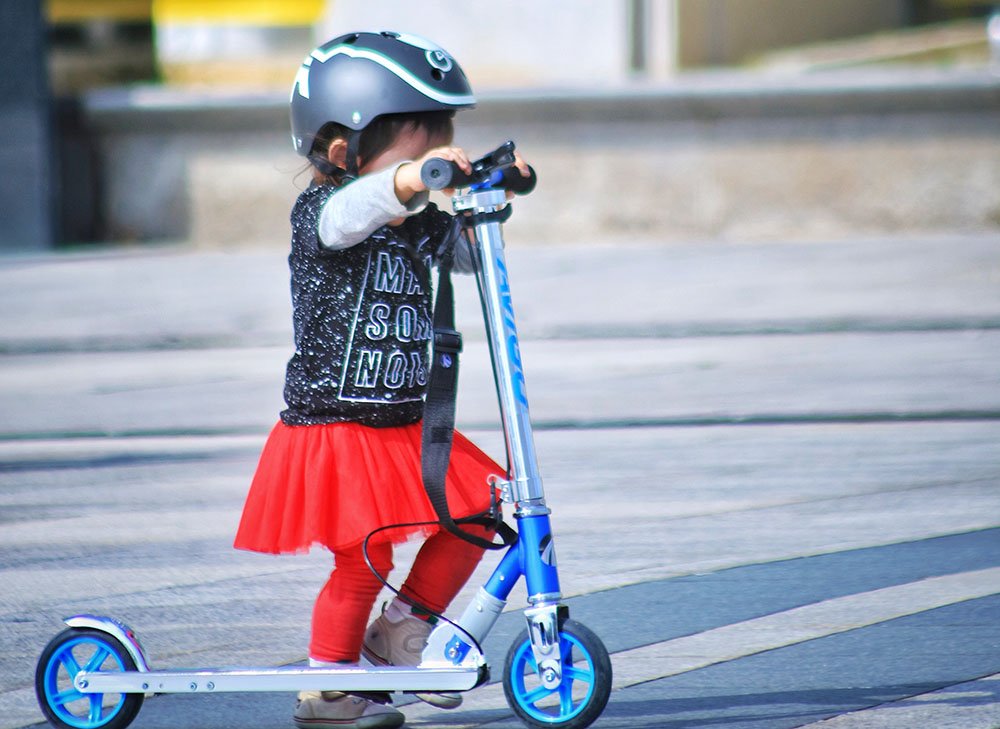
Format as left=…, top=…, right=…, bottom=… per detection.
left=430, top=69, right=444, bottom=81
left=344, top=34, right=359, bottom=44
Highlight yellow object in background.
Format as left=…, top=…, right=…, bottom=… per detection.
left=46, top=0, right=323, bottom=25
left=152, top=0, right=326, bottom=88
left=45, top=0, right=326, bottom=89
left=45, top=0, right=152, bottom=23
left=151, top=0, right=323, bottom=26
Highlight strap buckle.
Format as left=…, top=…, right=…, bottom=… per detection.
left=460, top=206, right=514, bottom=228
left=434, top=328, right=463, bottom=354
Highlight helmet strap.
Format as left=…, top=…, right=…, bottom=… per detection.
left=344, top=130, right=361, bottom=182
left=308, top=152, right=342, bottom=180
left=308, top=129, right=362, bottom=185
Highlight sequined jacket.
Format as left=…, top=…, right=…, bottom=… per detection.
left=280, top=183, right=455, bottom=427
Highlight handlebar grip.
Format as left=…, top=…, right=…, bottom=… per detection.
left=420, top=158, right=538, bottom=194
left=420, top=158, right=472, bottom=190
left=498, top=165, right=537, bottom=195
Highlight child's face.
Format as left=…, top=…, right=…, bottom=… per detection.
left=359, top=124, right=451, bottom=176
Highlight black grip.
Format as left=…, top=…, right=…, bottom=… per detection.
left=420, top=158, right=473, bottom=190
left=420, top=158, right=537, bottom=194
left=498, top=165, right=537, bottom=195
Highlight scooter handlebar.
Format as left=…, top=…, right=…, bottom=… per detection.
left=420, top=158, right=537, bottom=195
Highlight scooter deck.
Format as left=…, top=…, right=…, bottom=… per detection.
left=75, top=664, right=486, bottom=695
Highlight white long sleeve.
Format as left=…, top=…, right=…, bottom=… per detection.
left=317, top=164, right=430, bottom=250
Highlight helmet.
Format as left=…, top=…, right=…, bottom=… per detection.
left=290, top=31, right=476, bottom=157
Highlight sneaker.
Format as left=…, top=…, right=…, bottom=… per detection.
left=362, top=605, right=463, bottom=710
left=293, top=691, right=404, bottom=729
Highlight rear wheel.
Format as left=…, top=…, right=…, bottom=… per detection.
left=502, top=619, right=611, bottom=729
left=35, top=628, right=144, bottom=729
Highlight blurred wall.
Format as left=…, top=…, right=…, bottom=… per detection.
left=76, top=74, right=1000, bottom=247
left=0, top=0, right=54, bottom=251
left=677, top=0, right=909, bottom=67
left=320, top=0, right=920, bottom=85
left=36, top=0, right=1000, bottom=248
left=320, top=1, right=631, bottom=87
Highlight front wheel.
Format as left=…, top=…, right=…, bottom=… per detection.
left=502, top=619, right=611, bottom=729
left=35, top=628, right=144, bottom=729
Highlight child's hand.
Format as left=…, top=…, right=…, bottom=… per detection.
left=511, top=151, right=531, bottom=178
left=507, top=151, right=532, bottom=200
left=395, top=146, right=472, bottom=203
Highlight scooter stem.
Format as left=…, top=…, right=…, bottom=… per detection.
left=454, top=189, right=547, bottom=514
left=453, top=187, right=565, bottom=684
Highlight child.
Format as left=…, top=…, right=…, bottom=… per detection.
left=233, top=31, right=529, bottom=729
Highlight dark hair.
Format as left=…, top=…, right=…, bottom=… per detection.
left=310, top=110, right=455, bottom=185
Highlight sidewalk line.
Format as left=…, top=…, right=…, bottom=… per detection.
left=796, top=672, right=1000, bottom=729
left=4, top=410, right=1000, bottom=445
left=607, top=566, right=1000, bottom=689
left=401, top=567, right=1000, bottom=727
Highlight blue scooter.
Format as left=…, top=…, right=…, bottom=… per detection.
left=34, top=142, right=612, bottom=729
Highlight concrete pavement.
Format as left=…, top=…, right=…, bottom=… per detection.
left=1, top=231, right=998, bottom=728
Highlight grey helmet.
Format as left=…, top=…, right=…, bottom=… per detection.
left=290, top=31, right=476, bottom=158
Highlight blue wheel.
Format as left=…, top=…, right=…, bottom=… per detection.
left=502, top=619, right=611, bottom=729
left=35, top=628, right=143, bottom=729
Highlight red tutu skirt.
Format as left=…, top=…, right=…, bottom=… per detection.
left=233, top=421, right=504, bottom=554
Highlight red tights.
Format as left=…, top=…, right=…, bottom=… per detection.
left=309, top=524, right=492, bottom=662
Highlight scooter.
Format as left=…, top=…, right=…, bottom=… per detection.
left=34, top=142, right=612, bottom=729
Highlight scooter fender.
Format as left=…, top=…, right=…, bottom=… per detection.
left=65, top=614, right=151, bottom=672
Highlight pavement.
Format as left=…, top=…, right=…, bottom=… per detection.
left=1, top=230, right=999, bottom=729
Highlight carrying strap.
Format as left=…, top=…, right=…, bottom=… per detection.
left=420, top=219, right=513, bottom=551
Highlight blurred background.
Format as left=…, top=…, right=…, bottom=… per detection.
left=2, top=9, right=1000, bottom=729
left=2, top=0, right=999, bottom=251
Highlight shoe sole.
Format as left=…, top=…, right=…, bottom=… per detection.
left=361, top=645, right=463, bottom=710
left=293, top=715, right=404, bottom=729
left=412, top=691, right=463, bottom=710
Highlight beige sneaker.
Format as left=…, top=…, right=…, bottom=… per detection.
left=362, top=606, right=463, bottom=710
left=293, top=691, right=404, bottom=729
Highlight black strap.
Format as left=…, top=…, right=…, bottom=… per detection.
left=307, top=153, right=342, bottom=180
left=421, top=219, right=511, bottom=551
left=308, top=130, right=361, bottom=184
left=462, top=206, right=513, bottom=228
left=343, top=131, right=361, bottom=182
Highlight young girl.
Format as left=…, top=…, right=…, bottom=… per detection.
left=233, top=31, right=528, bottom=729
